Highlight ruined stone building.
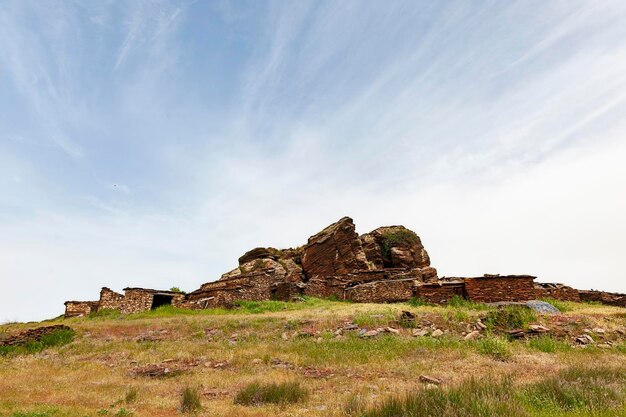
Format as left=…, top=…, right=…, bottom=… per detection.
left=64, top=217, right=624, bottom=317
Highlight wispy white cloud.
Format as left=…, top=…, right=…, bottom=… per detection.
left=1, top=1, right=626, bottom=321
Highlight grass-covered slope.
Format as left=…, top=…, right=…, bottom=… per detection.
left=0, top=298, right=625, bottom=417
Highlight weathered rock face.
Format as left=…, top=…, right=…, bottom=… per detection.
left=361, top=226, right=430, bottom=269
left=301, top=217, right=369, bottom=277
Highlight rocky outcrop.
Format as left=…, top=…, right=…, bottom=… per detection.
left=361, top=226, right=431, bottom=269
left=65, top=216, right=624, bottom=313
left=301, top=217, right=369, bottom=277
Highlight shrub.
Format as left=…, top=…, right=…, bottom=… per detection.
left=169, top=287, right=183, bottom=293
left=181, top=386, right=202, bottom=413
left=381, top=230, right=419, bottom=259
left=477, top=336, right=511, bottom=361
left=234, top=381, right=308, bottom=406
left=484, top=306, right=537, bottom=330
left=124, top=387, right=138, bottom=404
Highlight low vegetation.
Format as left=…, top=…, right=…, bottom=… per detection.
left=358, top=367, right=626, bottom=417
left=1, top=298, right=624, bottom=416
left=0, top=327, right=75, bottom=357
left=180, top=386, right=202, bottom=413
left=234, top=381, right=308, bottom=406
left=484, top=305, right=538, bottom=331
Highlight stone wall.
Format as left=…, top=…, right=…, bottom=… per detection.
left=534, top=283, right=580, bottom=302
left=188, top=270, right=282, bottom=308
left=344, top=279, right=415, bottom=303
left=64, top=301, right=99, bottom=318
left=579, top=290, right=626, bottom=307
left=464, top=275, right=536, bottom=303
left=0, top=325, right=72, bottom=347
left=99, top=287, right=125, bottom=310
left=415, top=282, right=465, bottom=304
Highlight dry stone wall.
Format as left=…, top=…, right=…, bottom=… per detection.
left=464, top=276, right=536, bottom=303
left=64, top=301, right=99, bottom=318
left=534, top=283, right=581, bottom=302
left=579, top=290, right=626, bottom=307
left=99, top=288, right=125, bottom=310
left=345, top=279, right=415, bottom=303
left=0, top=325, right=72, bottom=347
left=415, top=282, right=465, bottom=304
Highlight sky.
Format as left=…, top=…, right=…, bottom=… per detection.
left=1, top=1, right=626, bottom=322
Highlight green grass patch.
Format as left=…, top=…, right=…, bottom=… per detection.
left=88, top=308, right=123, bottom=320
left=357, top=367, right=626, bottom=417
left=0, top=328, right=75, bottom=357
left=446, top=295, right=490, bottom=310
left=485, top=306, right=537, bottom=330
left=234, top=381, right=307, bottom=406
left=360, top=377, right=524, bottom=417
left=528, top=335, right=571, bottom=353
left=406, top=297, right=432, bottom=307
left=180, top=386, right=202, bottom=413
left=288, top=333, right=460, bottom=365
left=476, top=336, right=511, bottom=361
left=523, top=367, right=626, bottom=414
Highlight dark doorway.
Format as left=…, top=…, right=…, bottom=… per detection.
left=151, top=294, right=174, bottom=309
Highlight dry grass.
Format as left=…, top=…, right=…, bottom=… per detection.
left=0, top=299, right=624, bottom=416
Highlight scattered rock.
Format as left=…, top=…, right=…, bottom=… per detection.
left=431, top=329, right=444, bottom=338
left=464, top=331, right=480, bottom=340
left=270, top=358, right=294, bottom=369
left=343, top=323, right=359, bottom=331
left=476, top=321, right=487, bottom=330
left=507, top=329, right=526, bottom=339
left=419, top=375, right=443, bottom=385
left=529, top=325, right=550, bottom=333
left=361, top=330, right=380, bottom=338
left=251, top=358, right=263, bottom=365
left=385, top=327, right=400, bottom=335
left=412, top=329, right=429, bottom=337
left=525, top=300, right=560, bottom=314
left=576, top=334, right=595, bottom=345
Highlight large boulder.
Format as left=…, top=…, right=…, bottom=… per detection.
left=360, top=226, right=431, bottom=269
left=301, top=217, right=369, bottom=277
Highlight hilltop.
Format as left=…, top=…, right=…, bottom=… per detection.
left=1, top=297, right=625, bottom=416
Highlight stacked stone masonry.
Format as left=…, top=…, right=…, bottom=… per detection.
left=63, top=216, right=625, bottom=316
left=464, top=275, right=537, bottom=303
left=534, top=283, right=581, bottom=302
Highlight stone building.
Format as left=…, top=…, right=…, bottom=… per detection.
left=64, top=287, right=187, bottom=317
left=64, top=216, right=625, bottom=316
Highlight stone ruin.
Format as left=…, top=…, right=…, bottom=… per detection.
left=64, top=216, right=625, bottom=317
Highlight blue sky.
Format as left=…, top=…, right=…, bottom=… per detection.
left=2, top=1, right=626, bottom=322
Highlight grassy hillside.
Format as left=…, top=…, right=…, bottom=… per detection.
left=1, top=298, right=625, bottom=417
